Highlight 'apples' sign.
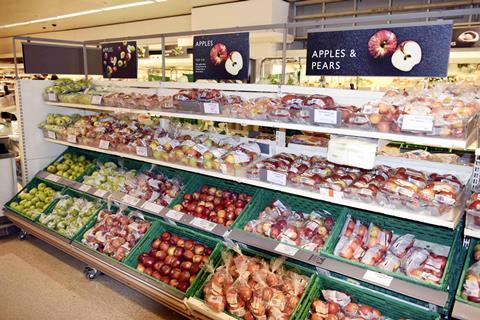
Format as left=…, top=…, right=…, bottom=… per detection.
left=306, top=21, right=452, bottom=77
left=193, top=33, right=249, bottom=81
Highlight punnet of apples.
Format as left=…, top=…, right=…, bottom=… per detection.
left=81, top=207, right=152, bottom=261
left=309, top=289, right=382, bottom=320
left=461, top=243, right=480, bottom=303
left=202, top=249, right=310, bottom=319
left=243, top=199, right=335, bottom=253
left=172, top=185, right=253, bottom=227
left=136, top=230, right=214, bottom=292
left=333, top=215, right=448, bottom=284
left=248, top=152, right=463, bottom=216
left=467, top=193, right=480, bottom=228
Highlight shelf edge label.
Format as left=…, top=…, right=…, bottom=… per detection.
left=363, top=270, right=393, bottom=287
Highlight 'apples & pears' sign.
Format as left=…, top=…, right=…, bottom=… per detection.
left=306, top=21, right=452, bottom=77
left=193, top=32, right=249, bottom=81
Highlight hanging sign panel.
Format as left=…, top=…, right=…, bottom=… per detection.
left=306, top=21, right=452, bottom=77
left=451, top=26, right=480, bottom=48
left=193, top=32, right=249, bottom=81
left=101, top=41, right=138, bottom=78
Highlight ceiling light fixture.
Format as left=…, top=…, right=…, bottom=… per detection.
left=0, top=1, right=162, bottom=29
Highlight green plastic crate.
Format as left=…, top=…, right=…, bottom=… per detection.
left=296, top=274, right=440, bottom=320
left=37, top=188, right=106, bottom=241
left=168, top=174, right=263, bottom=229
left=4, top=177, right=66, bottom=221
left=123, top=219, right=222, bottom=298
left=234, top=189, right=347, bottom=255
left=42, top=147, right=101, bottom=182
left=73, top=203, right=161, bottom=263
left=192, top=244, right=317, bottom=320
left=324, top=208, right=462, bottom=291
left=455, top=238, right=480, bottom=309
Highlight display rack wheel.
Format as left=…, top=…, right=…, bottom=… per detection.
left=18, top=230, right=28, bottom=240
left=84, top=267, right=100, bottom=280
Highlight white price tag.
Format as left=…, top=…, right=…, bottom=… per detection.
left=78, top=184, right=91, bottom=192
left=166, top=210, right=184, bottom=221
left=190, top=217, right=216, bottom=231
left=363, top=270, right=393, bottom=287
left=48, top=92, right=57, bottom=102
left=274, top=243, right=299, bottom=257
left=203, top=102, right=220, bottom=114
left=319, top=188, right=343, bottom=199
left=122, top=194, right=140, bottom=206
left=67, top=134, right=77, bottom=144
left=135, top=146, right=148, bottom=157
left=47, top=131, right=56, bottom=139
left=45, top=174, right=61, bottom=182
left=266, top=170, right=287, bottom=186
left=314, top=109, right=339, bottom=125
left=93, top=189, right=108, bottom=198
left=99, top=140, right=110, bottom=149
left=401, top=115, right=434, bottom=132
left=91, top=95, right=103, bottom=105
left=141, top=201, right=163, bottom=214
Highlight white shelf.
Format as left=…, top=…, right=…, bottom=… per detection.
left=45, top=101, right=477, bottom=150
left=44, top=138, right=463, bottom=229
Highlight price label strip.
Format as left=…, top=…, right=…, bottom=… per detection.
left=165, top=210, right=184, bottom=221
left=141, top=201, right=163, bottom=214
left=93, top=189, right=108, bottom=198
left=313, top=109, right=340, bottom=126
left=45, top=174, right=61, bottom=182
left=319, top=187, right=343, bottom=199
left=135, top=146, right=149, bottom=157
left=78, top=184, right=92, bottom=193
left=401, top=115, right=434, bottom=133
left=203, top=102, right=220, bottom=114
left=67, top=134, right=77, bottom=144
left=362, top=270, right=393, bottom=287
left=190, top=217, right=217, bottom=232
left=99, top=140, right=110, bottom=150
left=47, top=131, right=56, bottom=140
left=266, top=170, right=287, bottom=186
left=122, top=194, right=140, bottom=207
left=48, top=92, right=57, bottom=102
left=91, top=95, right=103, bottom=105
left=274, top=243, right=299, bottom=257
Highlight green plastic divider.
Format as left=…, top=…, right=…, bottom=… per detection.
left=324, top=208, right=462, bottom=292
left=296, top=274, right=440, bottom=320
left=4, top=177, right=66, bottom=221
left=233, top=189, right=347, bottom=255
left=72, top=204, right=161, bottom=263
left=38, top=188, right=106, bottom=241
left=42, top=147, right=101, bottom=182
left=192, top=244, right=317, bottom=320
left=455, top=238, right=480, bottom=309
left=123, top=219, right=222, bottom=298
left=168, top=174, right=263, bottom=230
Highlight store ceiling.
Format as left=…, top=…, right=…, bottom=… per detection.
left=0, top=0, right=239, bottom=38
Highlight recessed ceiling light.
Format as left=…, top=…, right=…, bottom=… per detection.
left=0, top=1, right=159, bottom=29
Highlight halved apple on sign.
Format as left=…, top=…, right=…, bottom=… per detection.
left=225, top=51, right=243, bottom=76
left=391, top=41, right=422, bottom=72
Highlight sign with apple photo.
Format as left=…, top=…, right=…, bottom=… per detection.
left=306, top=21, right=452, bottom=77
left=102, top=41, right=138, bottom=79
left=193, top=32, right=249, bottom=81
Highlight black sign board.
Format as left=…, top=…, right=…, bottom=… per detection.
left=101, top=41, right=138, bottom=78
left=451, top=26, right=480, bottom=48
left=306, top=21, right=452, bottom=77
left=193, top=32, right=249, bottom=81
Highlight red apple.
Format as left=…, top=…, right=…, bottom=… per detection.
left=368, top=29, right=397, bottom=58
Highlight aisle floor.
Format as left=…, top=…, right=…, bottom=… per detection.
left=0, top=235, right=189, bottom=320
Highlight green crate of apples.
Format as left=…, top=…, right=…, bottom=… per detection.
left=38, top=188, right=105, bottom=240
left=44, top=148, right=99, bottom=181
left=5, top=178, right=64, bottom=221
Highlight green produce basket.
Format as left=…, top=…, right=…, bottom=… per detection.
left=168, top=174, right=263, bottom=229
left=123, top=219, right=222, bottom=298
left=42, top=147, right=101, bottom=182
left=324, top=208, right=463, bottom=292
left=37, top=188, right=106, bottom=241
left=4, top=177, right=66, bottom=221
left=73, top=203, right=161, bottom=263
left=191, top=244, right=317, bottom=320
left=455, top=238, right=480, bottom=309
left=297, top=274, right=440, bottom=320
left=234, top=189, right=347, bottom=255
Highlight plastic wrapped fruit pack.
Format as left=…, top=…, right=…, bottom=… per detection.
left=82, top=208, right=152, bottom=261
left=467, top=193, right=480, bottom=228
left=171, top=185, right=253, bottom=227
left=102, top=91, right=171, bottom=110
left=38, top=195, right=102, bottom=238
left=203, top=251, right=310, bottom=319
left=243, top=199, right=335, bottom=253
left=309, top=289, right=382, bottom=320
left=333, top=215, right=448, bottom=284
left=82, top=161, right=137, bottom=193
left=461, top=243, right=480, bottom=303
left=136, top=231, right=213, bottom=292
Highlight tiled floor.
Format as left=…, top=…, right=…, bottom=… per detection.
left=0, top=235, right=188, bottom=320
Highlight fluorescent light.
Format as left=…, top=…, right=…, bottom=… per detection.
left=0, top=1, right=158, bottom=29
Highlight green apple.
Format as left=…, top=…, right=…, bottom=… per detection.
left=47, top=165, right=57, bottom=173
left=38, top=183, right=47, bottom=190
